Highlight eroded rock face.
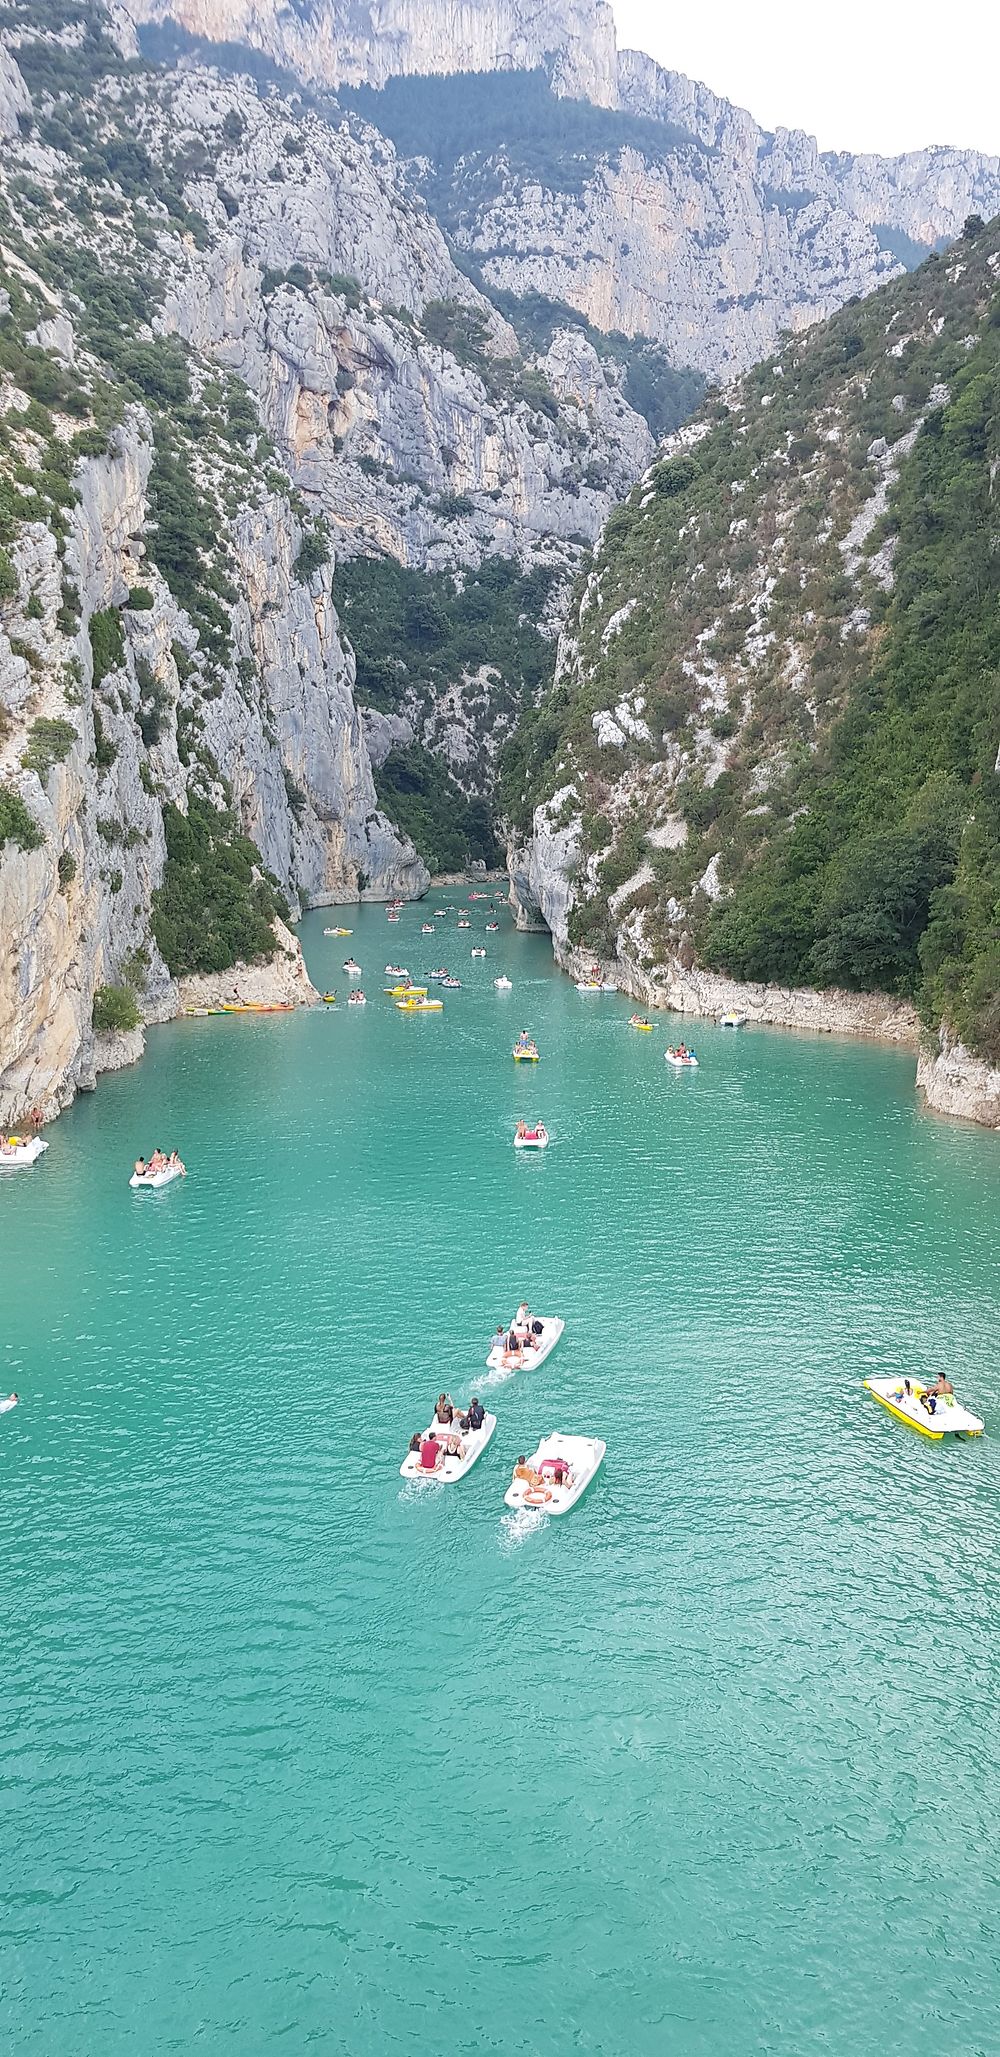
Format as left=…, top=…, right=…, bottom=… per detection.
left=916, top=1031, right=1000, bottom=1129
left=125, top=0, right=620, bottom=103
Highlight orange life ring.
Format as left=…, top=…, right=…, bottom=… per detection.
left=523, top=1487, right=551, bottom=1506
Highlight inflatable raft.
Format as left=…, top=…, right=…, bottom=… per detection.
left=864, top=1377, right=984, bottom=1440
left=503, top=1433, right=606, bottom=1515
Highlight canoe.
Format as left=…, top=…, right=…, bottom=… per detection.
left=220, top=1003, right=294, bottom=1014
left=323, top=927, right=353, bottom=936
left=399, top=1411, right=497, bottom=1483
left=629, top=1017, right=652, bottom=1031
left=321, top=994, right=337, bottom=1005
left=503, top=1433, right=606, bottom=1515
left=487, top=1315, right=564, bottom=1372
left=0, top=1137, right=48, bottom=1169
left=665, top=1051, right=699, bottom=1068
left=514, top=1127, right=548, bottom=1150
left=129, top=1164, right=185, bottom=1189
left=863, top=1377, right=984, bottom=1440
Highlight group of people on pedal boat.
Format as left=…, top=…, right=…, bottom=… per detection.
left=492, top=1303, right=544, bottom=1366
left=892, top=1373, right=955, bottom=1416
left=515, top=1120, right=547, bottom=1143
left=511, top=1451, right=573, bottom=1495
left=514, top=1031, right=538, bottom=1056
left=133, top=1149, right=185, bottom=1178
left=409, top=1393, right=487, bottom=1471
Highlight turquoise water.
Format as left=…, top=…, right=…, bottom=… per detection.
left=3, top=902, right=999, bottom=2055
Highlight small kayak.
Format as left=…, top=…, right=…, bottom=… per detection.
left=400, top=1411, right=497, bottom=1483
left=719, top=1011, right=747, bottom=1028
left=494, top=977, right=512, bottom=991
left=487, top=1315, right=564, bottom=1373
left=321, top=993, right=337, bottom=1005
left=629, top=1015, right=652, bottom=1031
left=324, top=927, right=353, bottom=936
left=0, top=1136, right=48, bottom=1169
left=503, top=1433, right=606, bottom=1515
left=220, top=1002, right=294, bottom=1014
left=514, top=1126, right=548, bottom=1150
left=864, top=1377, right=984, bottom=1439
left=665, top=1049, right=699, bottom=1068
left=130, top=1164, right=185, bottom=1189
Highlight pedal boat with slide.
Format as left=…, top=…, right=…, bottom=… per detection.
left=503, top=1433, right=606, bottom=1515
left=399, top=1410, right=497, bottom=1483
left=514, top=1123, right=548, bottom=1150
left=0, top=1135, right=48, bottom=1169
left=863, top=1377, right=984, bottom=1440
left=487, top=1314, right=564, bottom=1372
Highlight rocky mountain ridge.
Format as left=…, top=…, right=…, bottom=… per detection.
left=125, top=0, right=1000, bottom=378
left=505, top=220, right=1000, bottom=1124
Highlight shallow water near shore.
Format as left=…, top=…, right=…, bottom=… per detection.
left=3, top=903, right=999, bottom=2054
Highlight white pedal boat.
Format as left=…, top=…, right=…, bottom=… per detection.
left=514, top=1125, right=548, bottom=1150
left=503, top=1433, right=606, bottom=1515
left=471, top=947, right=486, bottom=958
left=343, top=959, right=362, bottom=976
left=400, top=1411, right=497, bottom=1482
left=487, top=1314, right=564, bottom=1372
left=864, top=1377, right=984, bottom=1440
left=576, top=981, right=601, bottom=993
left=494, top=976, right=512, bottom=990
left=129, top=1164, right=186, bottom=1189
left=719, top=1011, right=747, bottom=1028
left=0, top=1136, right=48, bottom=1169
left=665, top=1049, right=699, bottom=1068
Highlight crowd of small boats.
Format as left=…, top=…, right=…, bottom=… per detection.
left=400, top=1306, right=605, bottom=1513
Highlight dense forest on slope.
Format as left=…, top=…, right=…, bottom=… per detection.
left=509, top=217, right=1000, bottom=1057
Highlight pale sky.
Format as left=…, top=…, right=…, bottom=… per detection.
left=611, top=1, right=1000, bottom=157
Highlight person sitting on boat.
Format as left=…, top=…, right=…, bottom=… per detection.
left=442, top=1428, right=466, bottom=1460
left=512, top=1455, right=542, bottom=1488
left=927, top=1373, right=954, bottom=1399
left=134, top=1157, right=147, bottom=1178
left=464, top=1397, right=486, bottom=1433
left=433, top=1395, right=454, bottom=1428
left=515, top=1120, right=527, bottom=1139
left=549, top=1460, right=571, bottom=1489
left=419, top=1434, right=441, bottom=1472
left=409, top=1433, right=422, bottom=1454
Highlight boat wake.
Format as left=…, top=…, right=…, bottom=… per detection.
left=499, top=1506, right=548, bottom=1551
left=397, top=1478, right=443, bottom=1504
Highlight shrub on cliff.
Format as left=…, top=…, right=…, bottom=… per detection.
left=92, top=984, right=140, bottom=1034
left=0, top=785, right=44, bottom=853
left=152, top=798, right=286, bottom=977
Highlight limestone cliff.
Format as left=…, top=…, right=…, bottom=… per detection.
left=122, top=0, right=1000, bottom=380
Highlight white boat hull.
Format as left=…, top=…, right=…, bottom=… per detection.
left=513, top=1132, right=548, bottom=1150
left=0, top=1137, right=48, bottom=1169
left=400, top=1412, right=497, bottom=1482
left=129, top=1166, right=185, bottom=1189
left=864, top=1378, right=983, bottom=1438
left=504, top=1433, right=606, bottom=1515
left=719, top=1013, right=747, bottom=1028
left=665, top=1053, right=699, bottom=1068
left=486, top=1315, right=564, bottom=1372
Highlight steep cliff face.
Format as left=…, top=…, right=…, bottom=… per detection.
left=124, top=0, right=1000, bottom=381
left=505, top=223, right=1000, bottom=1120
left=127, top=0, right=620, bottom=102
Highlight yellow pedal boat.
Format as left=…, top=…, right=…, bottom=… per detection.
left=863, top=1377, right=984, bottom=1440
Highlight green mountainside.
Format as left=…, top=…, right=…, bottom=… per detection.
left=508, top=218, right=1000, bottom=1058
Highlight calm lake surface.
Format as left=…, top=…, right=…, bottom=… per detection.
left=3, top=902, right=999, bottom=2055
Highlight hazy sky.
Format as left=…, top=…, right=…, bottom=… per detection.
left=611, top=1, right=1000, bottom=157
